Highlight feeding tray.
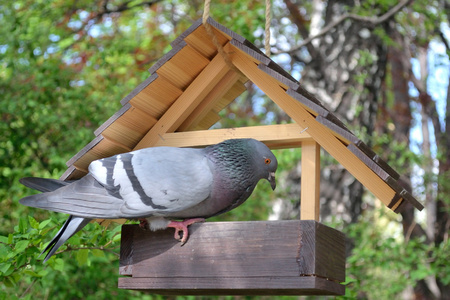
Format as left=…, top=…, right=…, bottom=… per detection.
left=118, top=220, right=345, bottom=295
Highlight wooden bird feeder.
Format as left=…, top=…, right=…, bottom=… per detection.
left=60, top=18, right=424, bottom=296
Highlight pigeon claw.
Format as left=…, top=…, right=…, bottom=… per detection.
left=138, top=218, right=149, bottom=230
left=167, top=218, right=205, bottom=246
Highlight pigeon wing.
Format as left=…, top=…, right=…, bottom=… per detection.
left=89, top=147, right=214, bottom=218
left=21, top=147, right=214, bottom=219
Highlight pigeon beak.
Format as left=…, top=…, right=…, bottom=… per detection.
left=268, top=172, right=276, bottom=190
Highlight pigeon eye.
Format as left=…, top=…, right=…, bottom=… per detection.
left=264, top=158, right=271, bottom=165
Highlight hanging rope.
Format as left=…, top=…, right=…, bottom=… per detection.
left=202, top=0, right=240, bottom=73
left=265, top=0, right=272, bottom=56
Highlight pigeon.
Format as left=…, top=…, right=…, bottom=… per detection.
left=19, top=138, right=278, bottom=262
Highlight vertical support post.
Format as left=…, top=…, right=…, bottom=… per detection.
left=300, top=140, right=321, bottom=221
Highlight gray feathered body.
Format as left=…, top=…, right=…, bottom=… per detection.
left=19, top=138, right=277, bottom=262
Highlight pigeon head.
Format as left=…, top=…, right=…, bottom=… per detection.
left=206, top=138, right=278, bottom=192
left=246, top=139, right=278, bottom=190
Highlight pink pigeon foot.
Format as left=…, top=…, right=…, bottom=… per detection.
left=167, top=218, right=205, bottom=245
left=138, top=218, right=148, bottom=229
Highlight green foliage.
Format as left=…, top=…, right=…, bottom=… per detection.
left=0, top=213, right=130, bottom=299
left=339, top=209, right=450, bottom=299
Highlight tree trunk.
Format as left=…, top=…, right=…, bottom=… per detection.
left=286, top=0, right=387, bottom=224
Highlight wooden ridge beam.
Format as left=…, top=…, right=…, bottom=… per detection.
left=152, top=123, right=313, bottom=149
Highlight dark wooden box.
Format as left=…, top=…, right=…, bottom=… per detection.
left=118, top=220, right=345, bottom=295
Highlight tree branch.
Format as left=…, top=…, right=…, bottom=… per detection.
left=55, top=245, right=120, bottom=257
left=62, top=0, right=163, bottom=52
left=276, top=0, right=412, bottom=55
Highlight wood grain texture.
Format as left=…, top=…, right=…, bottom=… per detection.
left=183, top=20, right=230, bottom=60
left=126, top=74, right=183, bottom=119
left=119, top=220, right=345, bottom=295
left=118, top=276, right=344, bottom=295
left=178, top=70, right=242, bottom=131
left=119, top=73, right=158, bottom=106
left=148, top=41, right=188, bottom=75
left=301, top=141, right=321, bottom=221
left=59, top=165, right=87, bottom=181
left=99, top=105, right=158, bottom=147
left=153, top=123, right=313, bottom=149
left=155, top=44, right=211, bottom=90
left=315, top=115, right=359, bottom=145
left=133, top=47, right=232, bottom=150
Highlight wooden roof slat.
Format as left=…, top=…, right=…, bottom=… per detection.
left=354, top=141, right=400, bottom=180
left=60, top=166, right=87, bottom=181
left=66, top=135, right=104, bottom=167
left=100, top=106, right=158, bottom=148
left=315, top=115, right=359, bottom=145
left=212, top=80, right=247, bottom=113
left=347, top=144, right=390, bottom=181
left=153, top=123, right=313, bottom=149
left=133, top=46, right=232, bottom=150
left=190, top=111, right=222, bottom=131
left=229, top=39, right=272, bottom=65
left=229, top=42, right=401, bottom=208
left=147, top=40, right=188, bottom=75
left=180, top=21, right=230, bottom=60
left=119, top=73, right=158, bottom=106
left=171, top=19, right=203, bottom=47
left=178, top=69, right=242, bottom=131
left=93, top=103, right=132, bottom=137
left=155, top=44, right=211, bottom=90
left=126, top=74, right=183, bottom=119
left=286, top=88, right=328, bottom=116
left=71, top=136, right=131, bottom=173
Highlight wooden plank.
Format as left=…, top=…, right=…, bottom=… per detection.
left=153, top=123, right=313, bottom=149
left=133, top=47, right=232, bottom=150
left=213, top=80, right=247, bottom=113
left=301, top=141, right=321, bottom=221
left=316, top=115, right=359, bottom=145
left=118, top=220, right=345, bottom=295
left=66, top=135, right=104, bottom=167
left=229, top=44, right=399, bottom=208
left=99, top=105, right=158, bottom=148
left=170, top=18, right=203, bottom=47
left=148, top=41, right=188, bottom=75
left=59, top=166, right=87, bottom=181
left=183, top=22, right=230, bottom=60
left=119, top=73, right=158, bottom=106
left=126, top=74, right=183, bottom=119
left=120, top=224, right=134, bottom=276
left=155, top=44, right=211, bottom=90
left=71, top=135, right=130, bottom=173
left=178, top=69, right=242, bottom=131
left=189, top=110, right=221, bottom=131
left=118, top=276, right=345, bottom=295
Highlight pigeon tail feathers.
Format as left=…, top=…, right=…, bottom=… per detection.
left=41, top=216, right=91, bottom=263
left=19, top=177, right=92, bottom=263
left=19, top=177, right=71, bottom=193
